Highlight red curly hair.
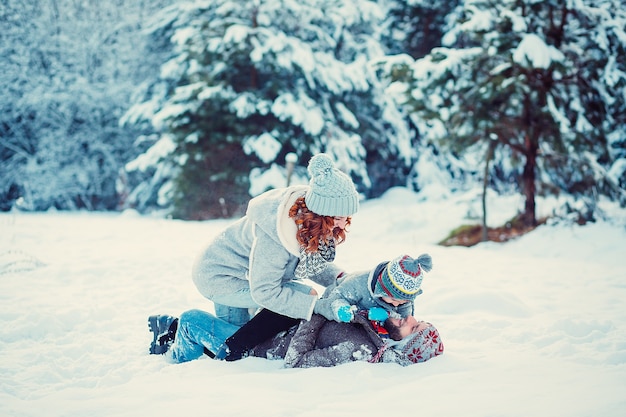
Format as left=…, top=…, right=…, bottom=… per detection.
left=288, top=196, right=351, bottom=254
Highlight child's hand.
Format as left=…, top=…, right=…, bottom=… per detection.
left=335, top=305, right=357, bottom=323
left=367, top=307, right=389, bottom=321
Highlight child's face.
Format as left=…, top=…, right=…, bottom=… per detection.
left=381, top=296, right=409, bottom=307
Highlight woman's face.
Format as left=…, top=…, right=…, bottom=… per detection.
left=333, top=216, right=348, bottom=230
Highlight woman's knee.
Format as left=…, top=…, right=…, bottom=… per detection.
left=179, top=309, right=209, bottom=324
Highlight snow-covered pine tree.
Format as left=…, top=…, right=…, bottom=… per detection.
left=385, top=0, right=626, bottom=226
left=0, top=0, right=174, bottom=211
left=122, top=0, right=414, bottom=220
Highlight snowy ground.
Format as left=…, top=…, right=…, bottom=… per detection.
left=1, top=187, right=625, bottom=417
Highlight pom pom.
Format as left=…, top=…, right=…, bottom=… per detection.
left=417, top=253, right=433, bottom=273
left=307, top=154, right=334, bottom=179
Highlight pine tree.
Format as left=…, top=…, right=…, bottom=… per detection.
left=380, top=0, right=461, bottom=59
left=122, top=0, right=414, bottom=219
left=387, top=0, right=626, bottom=226
left=0, top=0, right=174, bottom=211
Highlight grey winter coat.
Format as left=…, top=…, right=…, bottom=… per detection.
left=192, top=185, right=342, bottom=320
left=313, top=262, right=414, bottom=322
left=250, top=314, right=411, bottom=367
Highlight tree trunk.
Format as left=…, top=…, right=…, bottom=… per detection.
left=522, top=134, right=538, bottom=227
left=482, top=139, right=496, bottom=242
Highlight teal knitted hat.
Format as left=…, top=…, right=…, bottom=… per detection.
left=304, top=154, right=359, bottom=217
left=375, top=254, right=433, bottom=301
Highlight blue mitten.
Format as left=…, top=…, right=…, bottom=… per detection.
left=336, top=305, right=356, bottom=323
left=368, top=307, right=389, bottom=321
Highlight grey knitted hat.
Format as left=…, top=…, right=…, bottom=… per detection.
left=304, top=154, right=359, bottom=217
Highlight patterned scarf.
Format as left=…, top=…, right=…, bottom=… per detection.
left=294, top=238, right=336, bottom=280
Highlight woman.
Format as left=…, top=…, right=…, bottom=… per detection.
left=192, top=153, right=359, bottom=326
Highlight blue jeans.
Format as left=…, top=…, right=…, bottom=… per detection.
left=167, top=309, right=240, bottom=363
left=212, top=288, right=259, bottom=327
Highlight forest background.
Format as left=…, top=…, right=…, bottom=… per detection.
left=2, top=0, right=625, bottom=229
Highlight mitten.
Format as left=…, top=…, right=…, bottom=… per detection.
left=335, top=305, right=357, bottom=323
left=368, top=307, right=389, bottom=322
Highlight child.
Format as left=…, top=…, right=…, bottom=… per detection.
left=313, top=254, right=432, bottom=323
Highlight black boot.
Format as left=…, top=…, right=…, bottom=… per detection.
left=148, top=315, right=178, bottom=355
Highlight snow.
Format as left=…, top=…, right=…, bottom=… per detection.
left=513, top=33, right=565, bottom=69
left=1, top=188, right=626, bottom=417
left=124, top=135, right=176, bottom=173
left=271, top=92, right=325, bottom=135
left=243, top=132, right=282, bottom=164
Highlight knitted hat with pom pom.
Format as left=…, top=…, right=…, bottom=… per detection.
left=375, top=254, right=433, bottom=301
left=304, top=154, right=359, bottom=217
